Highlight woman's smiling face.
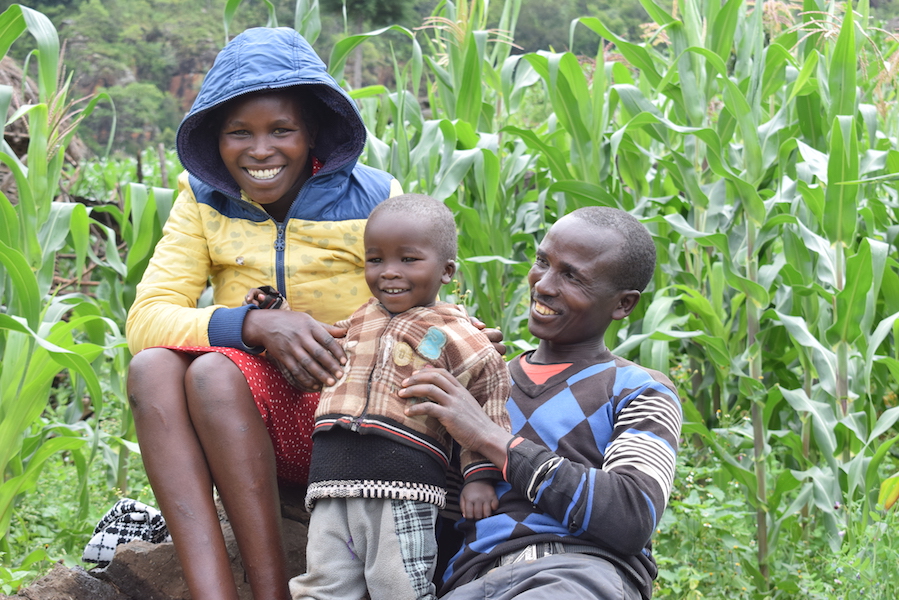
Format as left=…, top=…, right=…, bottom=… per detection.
left=218, top=90, right=315, bottom=220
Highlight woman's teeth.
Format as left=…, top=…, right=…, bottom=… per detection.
left=247, top=167, right=283, bottom=180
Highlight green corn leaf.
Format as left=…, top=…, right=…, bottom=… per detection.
left=0, top=6, right=58, bottom=103
left=864, top=311, right=899, bottom=392
left=432, top=148, right=480, bottom=202
left=729, top=177, right=767, bottom=227
left=38, top=203, right=85, bottom=275
left=576, top=17, right=662, bottom=89
left=294, top=0, right=321, bottom=45
left=0, top=240, right=40, bottom=330
left=224, top=0, right=277, bottom=40
left=609, top=85, right=667, bottom=145
left=693, top=334, right=731, bottom=371
left=153, top=186, right=175, bottom=230
left=668, top=21, right=704, bottom=127
left=546, top=181, right=618, bottom=210
left=636, top=0, right=676, bottom=25
left=823, top=115, right=859, bottom=246
left=0, top=6, right=28, bottom=60
left=328, top=26, right=414, bottom=84
left=0, top=150, right=39, bottom=267
left=0, top=435, right=86, bottom=538
left=826, top=232, right=874, bottom=346
left=689, top=47, right=763, bottom=184
left=681, top=398, right=758, bottom=493
left=501, top=55, right=538, bottom=115
left=776, top=312, right=837, bottom=397
left=796, top=141, right=828, bottom=182
left=660, top=213, right=730, bottom=258
left=26, top=103, right=51, bottom=219
left=0, top=83, right=10, bottom=133
left=92, top=223, right=127, bottom=278
left=0, top=190, right=16, bottom=247
left=796, top=92, right=826, bottom=150
left=787, top=49, right=819, bottom=104
left=828, top=5, right=856, bottom=121
left=709, top=0, right=741, bottom=62
left=676, top=285, right=726, bottom=340
left=124, top=183, right=158, bottom=278
left=779, top=387, right=839, bottom=472
left=455, top=31, right=484, bottom=126
left=723, top=268, right=769, bottom=308
left=502, top=126, right=572, bottom=180
left=761, top=44, right=793, bottom=100
left=525, top=52, right=593, bottom=179
left=473, top=148, right=500, bottom=221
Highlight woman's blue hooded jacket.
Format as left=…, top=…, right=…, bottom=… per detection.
left=126, top=27, right=400, bottom=353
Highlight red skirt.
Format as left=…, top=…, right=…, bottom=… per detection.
left=168, top=346, right=318, bottom=485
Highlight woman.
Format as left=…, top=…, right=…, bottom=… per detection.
left=125, top=27, right=400, bottom=600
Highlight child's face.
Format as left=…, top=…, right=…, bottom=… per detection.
left=364, top=212, right=455, bottom=314
left=218, top=91, right=314, bottom=219
left=526, top=216, right=629, bottom=349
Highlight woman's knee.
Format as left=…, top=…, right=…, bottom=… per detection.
left=184, top=352, right=252, bottom=413
left=127, top=348, right=191, bottom=414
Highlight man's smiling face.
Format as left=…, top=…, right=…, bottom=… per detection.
left=527, top=215, right=633, bottom=359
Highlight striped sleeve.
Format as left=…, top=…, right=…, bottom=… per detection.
left=603, top=386, right=682, bottom=523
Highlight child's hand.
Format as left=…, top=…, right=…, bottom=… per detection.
left=245, top=287, right=266, bottom=307
left=460, top=480, right=498, bottom=520
left=245, top=286, right=289, bottom=310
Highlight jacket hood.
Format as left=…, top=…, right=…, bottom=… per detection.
left=176, top=27, right=367, bottom=198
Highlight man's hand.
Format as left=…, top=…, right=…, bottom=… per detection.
left=400, top=367, right=512, bottom=468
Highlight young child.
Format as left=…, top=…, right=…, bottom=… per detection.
left=284, top=194, right=511, bottom=600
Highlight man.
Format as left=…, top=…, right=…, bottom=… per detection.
left=400, top=207, right=682, bottom=599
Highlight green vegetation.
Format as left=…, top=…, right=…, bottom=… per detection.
left=2, top=0, right=898, bottom=598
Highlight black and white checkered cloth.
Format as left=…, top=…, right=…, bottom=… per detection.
left=82, top=498, right=171, bottom=565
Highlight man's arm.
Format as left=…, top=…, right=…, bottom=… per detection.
left=504, top=384, right=681, bottom=554
left=402, top=368, right=682, bottom=555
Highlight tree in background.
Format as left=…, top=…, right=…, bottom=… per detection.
left=495, top=0, right=649, bottom=54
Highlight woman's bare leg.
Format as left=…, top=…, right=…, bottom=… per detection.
left=128, top=348, right=289, bottom=600
left=185, top=352, right=290, bottom=600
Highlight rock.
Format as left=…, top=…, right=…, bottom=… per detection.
left=7, top=498, right=309, bottom=600
left=14, top=562, right=129, bottom=600
left=93, top=511, right=309, bottom=600
left=92, top=541, right=189, bottom=600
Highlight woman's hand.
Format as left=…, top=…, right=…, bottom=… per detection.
left=400, top=367, right=512, bottom=468
left=468, top=316, right=506, bottom=356
left=242, top=309, right=347, bottom=390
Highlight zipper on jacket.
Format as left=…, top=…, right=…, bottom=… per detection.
left=353, top=369, right=372, bottom=433
left=274, top=222, right=286, bottom=293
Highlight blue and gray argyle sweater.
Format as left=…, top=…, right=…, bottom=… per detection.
left=441, top=349, right=682, bottom=600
